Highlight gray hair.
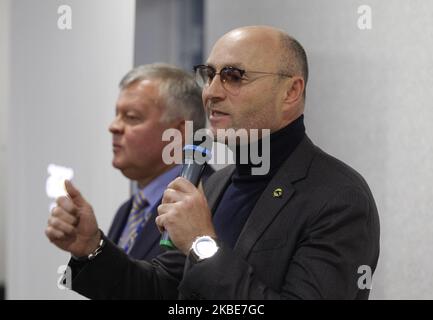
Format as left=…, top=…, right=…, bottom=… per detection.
left=119, top=63, right=206, bottom=131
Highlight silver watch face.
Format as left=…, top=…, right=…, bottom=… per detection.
left=193, top=236, right=218, bottom=259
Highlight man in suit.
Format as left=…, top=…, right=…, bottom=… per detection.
left=46, top=26, right=380, bottom=299
left=99, top=63, right=207, bottom=260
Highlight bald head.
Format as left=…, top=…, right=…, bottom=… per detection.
left=214, top=26, right=308, bottom=96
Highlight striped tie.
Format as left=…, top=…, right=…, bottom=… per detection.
left=118, top=192, right=149, bottom=253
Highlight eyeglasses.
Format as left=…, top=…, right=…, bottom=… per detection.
left=193, top=64, right=292, bottom=95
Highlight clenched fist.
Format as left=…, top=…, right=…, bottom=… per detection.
left=45, top=180, right=100, bottom=258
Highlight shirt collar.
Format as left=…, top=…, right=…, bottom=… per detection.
left=137, top=165, right=182, bottom=208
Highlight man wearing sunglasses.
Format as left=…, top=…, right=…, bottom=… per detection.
left=46, top=25, right=380, bottom=300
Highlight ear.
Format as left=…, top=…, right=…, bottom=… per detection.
left=279, top=77, right=305, bottom=123
left=282, top=76, right=305, bottom=106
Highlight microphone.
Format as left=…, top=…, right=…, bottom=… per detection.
left=160, top=144, right=212, bottom=249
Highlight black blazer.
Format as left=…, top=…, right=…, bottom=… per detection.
left=71, top=136, right=380, bottom=299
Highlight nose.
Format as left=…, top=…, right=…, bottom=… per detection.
left=202, top=74, right=226, bottom=104
left=109, top=115, right=123, bottom=134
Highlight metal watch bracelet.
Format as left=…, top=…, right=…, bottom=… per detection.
left=72, top=230, right=105, bottom=262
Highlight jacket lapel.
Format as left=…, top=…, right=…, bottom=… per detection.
left=235, top=136, right=316, bottom=258
left=128, top=200, right=162, bottom=259
left=106, top=198, right=133, bottom=243
left=204, top=165, right=236, bottom=215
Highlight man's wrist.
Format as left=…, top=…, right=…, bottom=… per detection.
left=72, top=230, right=105, bottom=261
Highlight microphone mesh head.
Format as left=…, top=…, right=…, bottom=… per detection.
left=183, top=145, right=212, bottom=164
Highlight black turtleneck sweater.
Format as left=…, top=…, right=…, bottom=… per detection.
left=212, top=115, right=306, bottom=249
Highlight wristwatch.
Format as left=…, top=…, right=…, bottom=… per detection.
left=189, top=236, right=219, bottom=263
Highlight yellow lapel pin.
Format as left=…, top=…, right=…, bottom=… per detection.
left=273, top=187, right=283, bottom=198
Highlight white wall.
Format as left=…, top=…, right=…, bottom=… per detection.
left=0, top=0, right=11, bottom=289
left=205, top=0, right=433, bottom=299
left=5, top=0, right=134, bottom=299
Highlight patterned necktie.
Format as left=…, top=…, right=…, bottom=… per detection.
left=118, top=191, right=150, bottom=253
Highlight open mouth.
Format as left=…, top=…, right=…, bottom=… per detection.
left=210, top=110, right=229, bottom=117
left=112, top=143, right=122, bottom=151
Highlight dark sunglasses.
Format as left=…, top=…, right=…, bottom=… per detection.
left=193, top=64, right=292, bottom=94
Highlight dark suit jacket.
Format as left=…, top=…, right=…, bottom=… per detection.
left=106, top=165, right=215, bottom=261
left=71, top=136, right=380, bottom=299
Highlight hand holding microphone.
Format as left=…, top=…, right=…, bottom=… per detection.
left=157, top=145, right=215, bottom=254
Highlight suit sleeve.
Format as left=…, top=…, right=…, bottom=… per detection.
left=70, top=236, right=186, bottom=299
left=178, top=186, right=378, bottom=299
